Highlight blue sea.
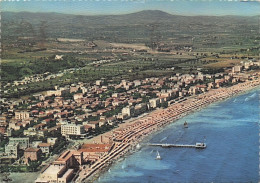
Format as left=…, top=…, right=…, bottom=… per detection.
left=97, top=88, right=259, bottom=183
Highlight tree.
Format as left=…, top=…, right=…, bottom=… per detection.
left=161, top=102, right=168, bottom=108
left=28, top=160, right=41, bottom=172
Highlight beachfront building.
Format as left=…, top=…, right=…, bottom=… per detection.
left=78, top=143, right=114, bottom=162
left=122, top=106, right=135, bottom=118
left=35, top=150, right=82, bottom=183
left=149, top=98, right=160, bottom=108
left=189, top=86, right=199, bottom=95
left=134, top=103, right=148, bottom=116
left=61, top=123, right=85, bottom=138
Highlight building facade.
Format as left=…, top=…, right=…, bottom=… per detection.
left=61, top=124, right=85, bottom=137
left=24, top=148, right=42, bottom=164
left=122, top=106, right=135, bottom=117
left=38, top=143, right=51, bottom=154
left=9, top=137, right=29, bottom=150
left=5, top=143, right=19, bottom=158
left=15, top=111, right=30, bottom=120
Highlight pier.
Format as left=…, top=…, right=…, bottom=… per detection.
left=148, top=142, right=206, bottom=149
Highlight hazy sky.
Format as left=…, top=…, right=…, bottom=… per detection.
left=2, top=0, right=260, bottom=16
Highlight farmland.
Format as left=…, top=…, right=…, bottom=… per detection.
left=1, top=10, right=259, bottom=98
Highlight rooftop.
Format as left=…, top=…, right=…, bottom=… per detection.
left=25, top=147, right=40, bottom=152
left=38, top=143, right=51, bottom=147
left=79, top=143, right=113, bottom=153
left=56, top=150, right=73, bottom=162
left=60, top=168, right=74, bottom=179
left=43, top=164, right=65, bottom=175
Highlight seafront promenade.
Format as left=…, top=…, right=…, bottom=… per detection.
left=78, top=78, right=260, bottom=182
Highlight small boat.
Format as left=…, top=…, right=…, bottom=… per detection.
left=184, top=121, right=188, bottom=128
left=155, top=151, right=162, bottom=160
left=136, top=143, right=141, bottom=150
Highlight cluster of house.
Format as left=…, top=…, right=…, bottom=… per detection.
left=1, top=136, right=57, bottom=164
left=3, top=68, right=76, bottom=92
left=1, top=62, right=259, bottom=140
left=3, top=55, right=79, bottom=92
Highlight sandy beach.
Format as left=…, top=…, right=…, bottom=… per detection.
left=76, top=78, right=260, bottom=182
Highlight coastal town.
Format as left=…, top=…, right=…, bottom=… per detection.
left=1, top=57, right=259, bottom=182
left=2, top=0, right=260, bottom=181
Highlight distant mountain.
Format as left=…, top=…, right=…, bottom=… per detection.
left=2, top=10, right=259, bottom=42
left=3, top=10, right=258, bottom=25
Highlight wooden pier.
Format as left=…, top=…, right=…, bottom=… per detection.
left=148, top=142, right=206, bottom=149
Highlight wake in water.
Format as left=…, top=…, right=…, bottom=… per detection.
left=160, top=136, right=168, bottom=142
left=245, top=93, right=257, bottom=102
left=173, top=170, right=180, bottom=174
left=175, top=131, right=184, bottom=143
left=250, top=93, right=257, bottom=98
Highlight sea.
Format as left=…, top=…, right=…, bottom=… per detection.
left=96, top=88, right=259, bottom=183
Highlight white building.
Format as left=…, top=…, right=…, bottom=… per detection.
left=96, top=80, right=103, bottom=86
left=232, top=65, right=242, bottom=73
left=5, top=143, right=19, bottom=158
left=122, top=106, right=135, bottom=117
left=133, top=80, right=141, bottom=87
left=9, top=137, right=29, bottom=150
left=47, top=138, right=57, bottom=146
left=15, top=111, right=30, bottom=120
left=38, top=143, right=51, bottom=154
left=61, top=124, right=85, bottom=137
left=55, top=55, right=64, bottom=60
left=149, top=98, right=160, bottom=108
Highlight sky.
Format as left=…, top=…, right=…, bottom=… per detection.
left=1, top=0, right=260, bottom=16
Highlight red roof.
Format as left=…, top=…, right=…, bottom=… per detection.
left=0, top=127, right=6, bottom=134
left=38, top=143, right=51, bottom=147
left=84, top=125, right=92, bottom=130
left=44, top=119, right=52, bottom=122
left=79, top=144, right=113, bottom=153
left=25, top=148, right=40, bottom=152
left=196, top=85, right=207, bottom=88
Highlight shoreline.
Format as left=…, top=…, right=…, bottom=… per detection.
left=77, top=79, right=260, bottom=183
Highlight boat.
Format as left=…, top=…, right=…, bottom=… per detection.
left=184, top=121, right=188, bottom=128
left=155, top=151, right=162, bottom=160
left=195, top=142, right=206, bottom=149
left=136, top=143, right=141, bottom=150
